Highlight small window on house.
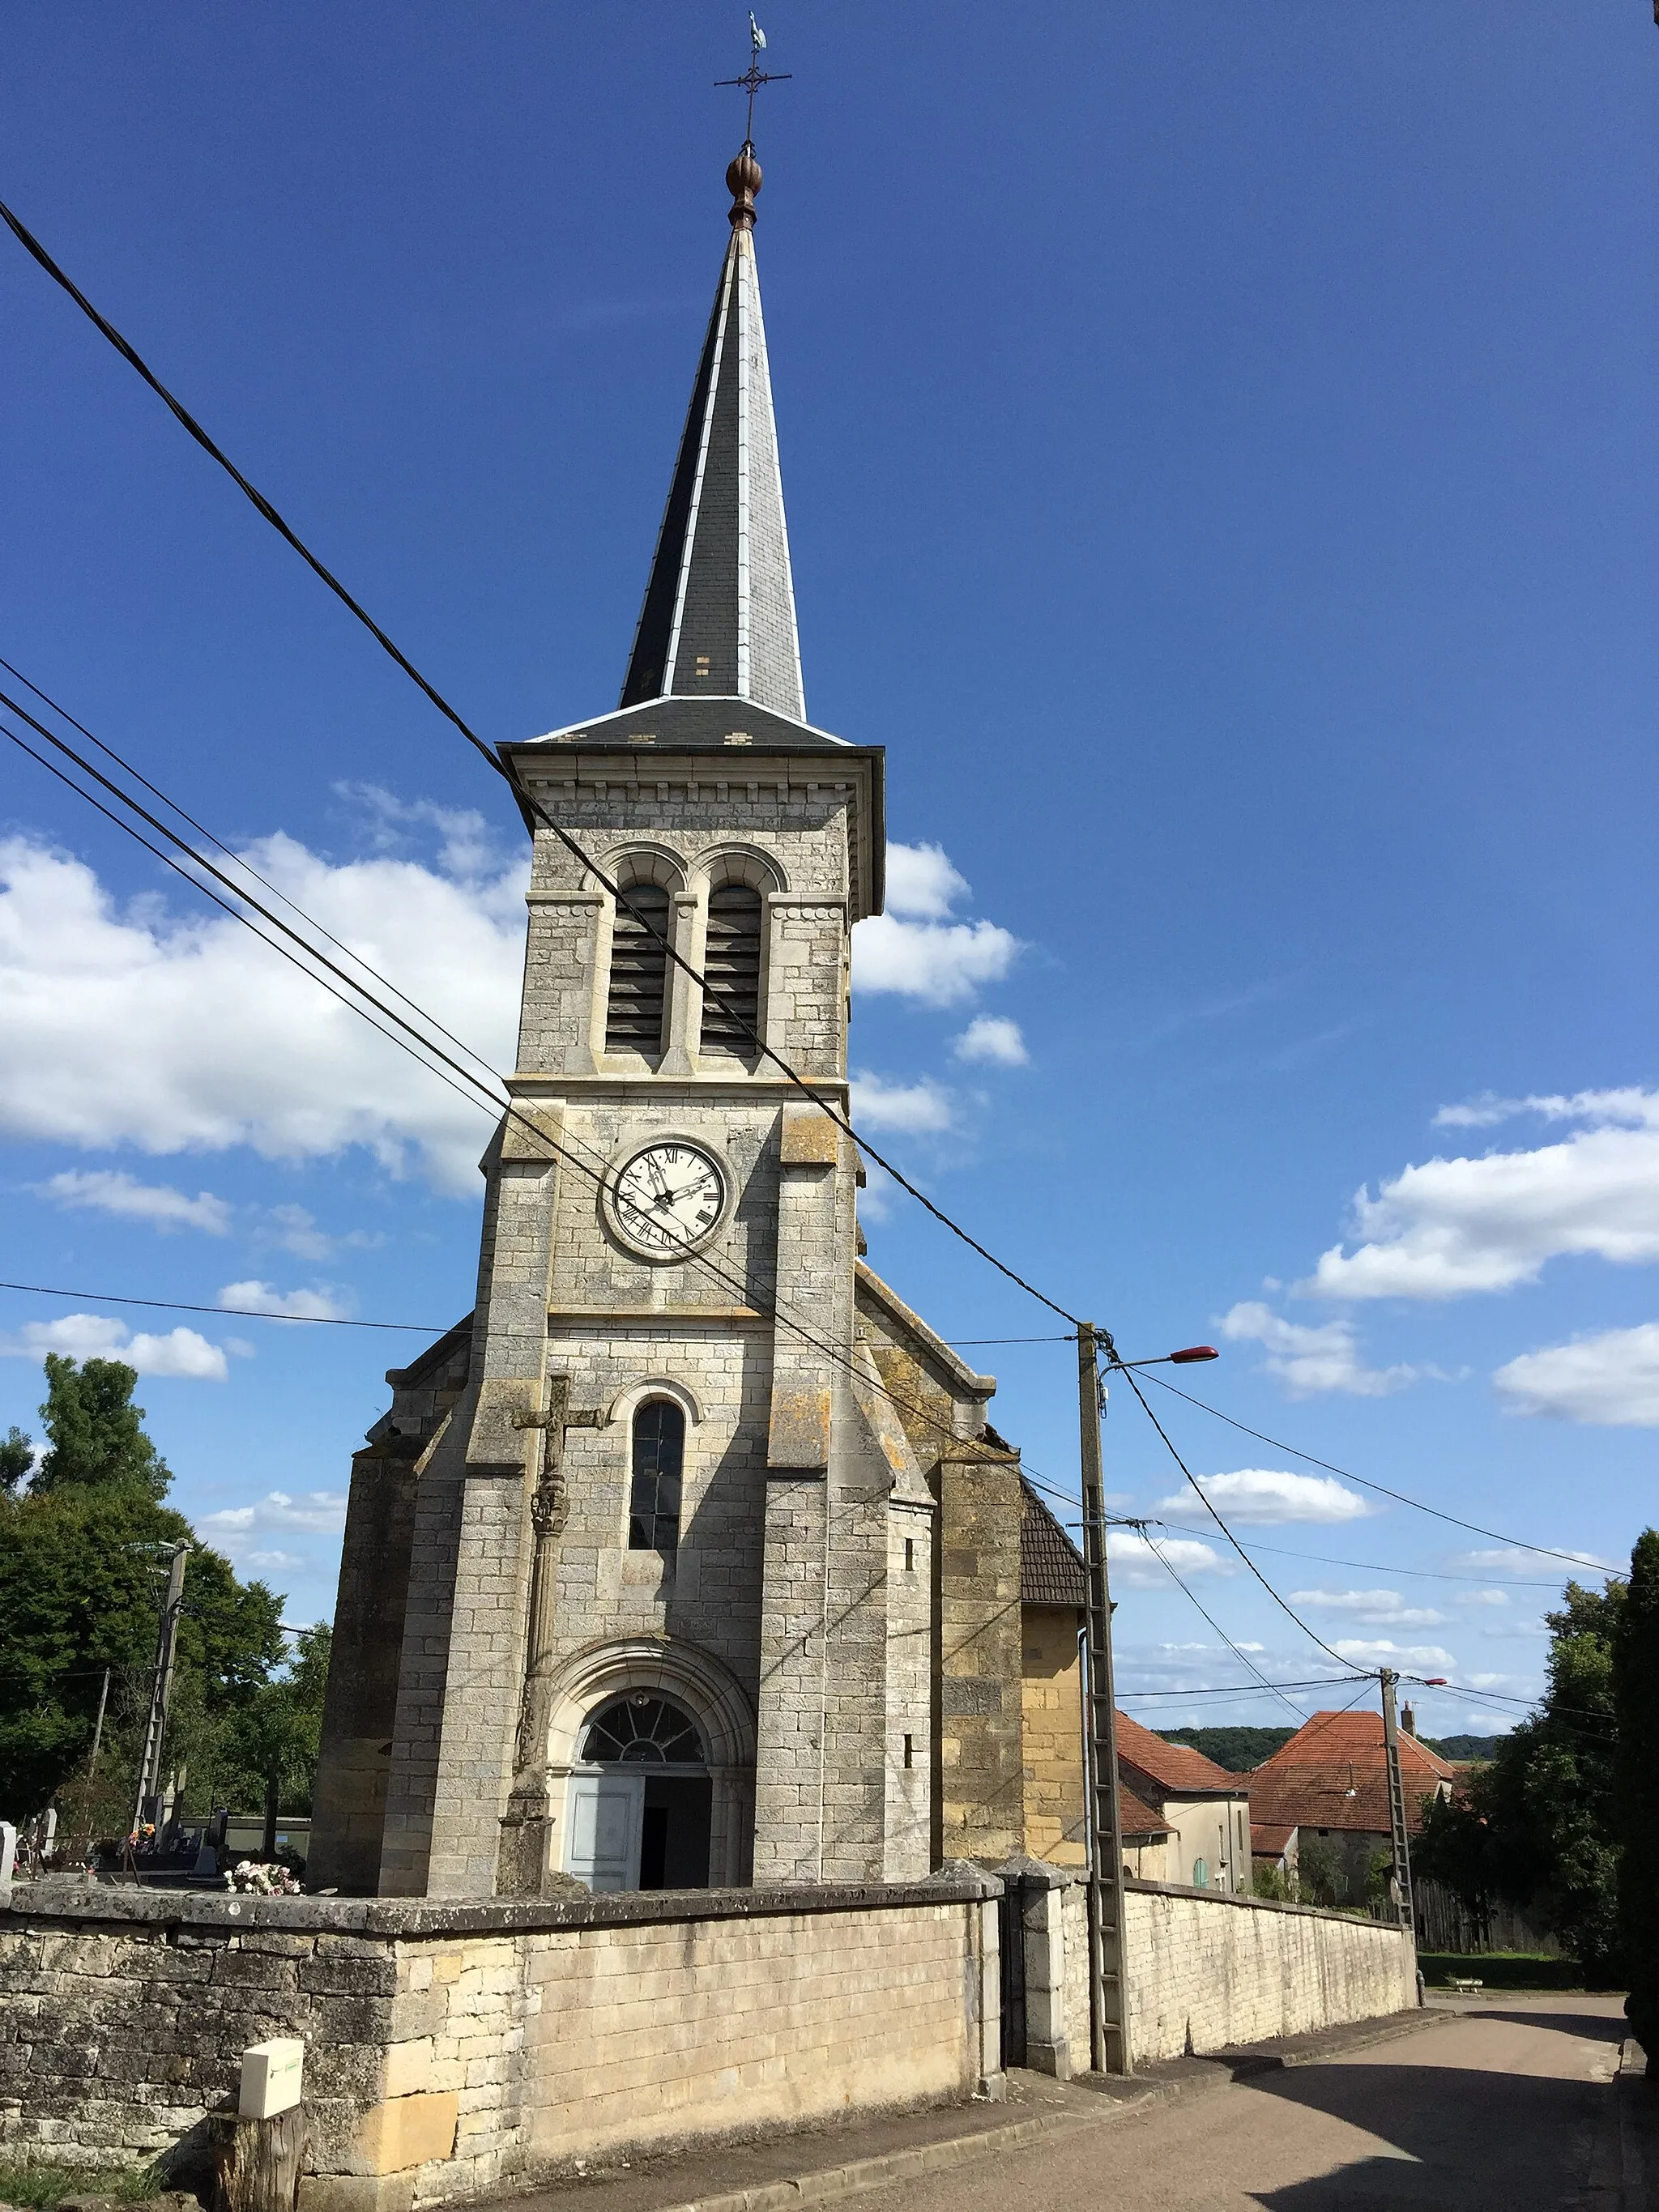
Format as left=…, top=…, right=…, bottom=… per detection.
left=628, top=1399, right=684, bottom=1554
left=700, top=883, right=763, bottom=1055
left=1192, top=1857, right=1209, bottom=1890
left=904, top=1538, right=915, bottom=1572
left=902, top=1734, right=914, bottom=1770
left=606, top=884, right=672, bottom=1054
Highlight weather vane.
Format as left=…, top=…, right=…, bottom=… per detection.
left=716, top=14, right=791, bottom=145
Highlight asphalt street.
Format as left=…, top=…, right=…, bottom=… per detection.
left=859, top=1996, right=1632, bottom=2212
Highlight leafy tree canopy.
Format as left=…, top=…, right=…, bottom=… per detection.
left=32, top=1353, right=172, bottom=1499
left=1415, top=1574, right=1623, bottom=1976
left=1614, top=1530, right=1659, bottom=2049
left=0, top=1355, right=290, bottom=1818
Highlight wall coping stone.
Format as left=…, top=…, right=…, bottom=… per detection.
left=1125, top=1876, right=1411, bottom=1930
left=2, top=1867, right=1001, bottom=1939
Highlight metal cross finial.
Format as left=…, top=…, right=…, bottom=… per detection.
left=715, top=15, right=791, bottom=145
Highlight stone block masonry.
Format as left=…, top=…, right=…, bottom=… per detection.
left=1055, top=1875, right=1418, bottom=2068
left=0, top=1872, right=1001, bottom=2212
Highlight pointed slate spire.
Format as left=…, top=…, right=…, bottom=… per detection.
left=620, top=143, right=806, bottom=722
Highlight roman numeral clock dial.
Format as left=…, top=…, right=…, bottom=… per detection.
left=610, top=1143, right=728, bottom=1259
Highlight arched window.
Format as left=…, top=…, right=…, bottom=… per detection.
left=1192, top=1856, right=1210, bottom=1890
left=699, top=883, right=763, bottom=1056
left=628, top=1398, right=684, bottom=1555
left=605, top=884, right=672, bottom=1054
left=580, top=1694, right=706, bottom=1765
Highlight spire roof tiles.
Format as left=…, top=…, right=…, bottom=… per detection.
left=620, top=144, right=805, bottom=725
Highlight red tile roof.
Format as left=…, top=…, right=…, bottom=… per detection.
left=1119, top=1784, right=1172, bottom=1839
left=1114, top=1710, right=1241, bottom=1797
left=1251, top=1822, right=1297, bottom=1858
left=1247, top=1711, right=1456, bottom=1835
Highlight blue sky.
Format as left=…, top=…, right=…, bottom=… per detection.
left=2, top=2, right=1655, bottom=1739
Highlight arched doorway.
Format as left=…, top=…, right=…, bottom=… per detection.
left=564, top=1690, right=713, bottom=1892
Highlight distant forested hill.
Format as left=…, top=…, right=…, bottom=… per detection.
left=1154, top=1724, right=1502, bottom=1773
left=1156, top=1726, right=1295, bottom=1772
left=1422, top=1735, right=1500, bottom=1762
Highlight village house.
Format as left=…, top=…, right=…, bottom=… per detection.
left=1112, top=1711, right=1253, bottom=1893
left=1247, top=1705, right=1456, bottom=1903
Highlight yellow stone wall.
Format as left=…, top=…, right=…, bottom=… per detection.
left=1020, top=1605, right=1087, bottom=1867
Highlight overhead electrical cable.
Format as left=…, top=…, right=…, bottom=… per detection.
left=1145, top=1519, right=1564, bottom=1592
left=0, top=1280, right=442, bottom=1333
left=1139, top=1528, right=1342, bottom=1722
left=0, top=697, right=1062, bottom=1493
left=0, top=193, right=1078, bottom=1325
left=1143, top=1369, right=1614, bottom=1573
left=1107, top=1359, right=1361, bottom=1673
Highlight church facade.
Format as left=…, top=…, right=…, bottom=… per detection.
left=309, top=144, right=1089, bottom=1901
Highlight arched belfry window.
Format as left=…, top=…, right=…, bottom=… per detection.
left=605, top=884, right=672, bottom=1054
left=628, top=1398, right=684, bottom=1555
left=699, top=884, right=763, bottom=1056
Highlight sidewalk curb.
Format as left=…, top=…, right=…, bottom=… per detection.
left=661, top=2105, right=1151, bottom=2212
left=646, top=2008, right=1461, bottom=2212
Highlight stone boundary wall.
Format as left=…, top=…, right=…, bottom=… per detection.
left=1055, top=1874, right=1417, bottom=2068
left=0, top=1873, right=1001, bottom=2212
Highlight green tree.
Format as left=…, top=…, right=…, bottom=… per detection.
left=0, top=1357, right=286, bottom=1818
left=0, top=1426, right=33, bottom=1494
left=33, top=1353, right=172, bottom=1499
left=1414, top=1576, right=1623, bottom=1977
left=1614, top=1530, right=1659, bottom=2053
left=1298, top=1833, right=1341, bottom=1907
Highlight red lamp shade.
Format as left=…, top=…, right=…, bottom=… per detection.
left=1169, top=1345, right=1220, bottom=1364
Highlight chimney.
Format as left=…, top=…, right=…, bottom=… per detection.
left=1402, top=1703, right=1417, bottom=1738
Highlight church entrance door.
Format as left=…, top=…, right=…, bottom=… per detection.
left=563, top=1692, right=714, bottom=1893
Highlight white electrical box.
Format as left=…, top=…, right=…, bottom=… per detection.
left=239, top=2037, right=304, bottom=2119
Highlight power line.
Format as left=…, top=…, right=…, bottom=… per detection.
left=0, top=696, right=1055, bottom=1494
left=1115, top=1679, right=1362, bottom=1702
left=0, top=1280, right=444, bottom=1334
left=1108, top=1357, right=1360, bottom=1673
left=1143, top=1369, right=1619, bottom=1574
left=1145, top=1519, right=1565, bottom=1592
left=1137, top=1527, right=1345, bottom=1722
left=0, top=191, right=1080, bottom=1327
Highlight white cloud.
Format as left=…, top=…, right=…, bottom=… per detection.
left=852, top=841, right=1021, bottom=1007
left=1219, top=1301, right=1424, bottom=1398
left=1331, top=1637, right=1458, bottom=1670
left=32, top=1169, right=232, bottom=1235
left=255, top=1204, right=382, bottom=1263
left=1305, top=1089, right=1659, bottom=1300
left=1288, top=1588, right=1450, bottom=1628
left=849, top=1073, right=955, bottom=1133
left=1455, top=1589, right=1511, bottom=1608
left=199, top=1489, right=348, bottom=1537
left=217, top=1280, right=353, bottom=1322
left=882, top=842, right=971, bottom=921
left=1158, top=1468, right=1375, bottom=1525
left=953, top=1016, right=1028, bottom=1068
left=1455, top=1545, right=1615, bottom=1577
left=1107, top=1530, right=1235, bottom=1588
left=0, top=829, right=526, bottom=1196
left=1494, top=1322, right=1659, bottom=1428
left=0, top=1311, right=228, bottom=1379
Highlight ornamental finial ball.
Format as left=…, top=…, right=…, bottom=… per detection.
left=727, top=143, right=762, bottom=231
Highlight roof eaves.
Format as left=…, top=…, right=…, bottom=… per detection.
left=854, top=1260, right=996, bottom=1400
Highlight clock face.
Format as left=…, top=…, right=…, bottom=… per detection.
left=611, top=1142, right=728, bottom=1259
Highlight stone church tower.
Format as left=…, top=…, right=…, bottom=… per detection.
left=309, top=144, right=1068, bottom=1901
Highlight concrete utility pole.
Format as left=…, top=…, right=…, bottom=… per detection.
left=132, top=1542, right=190, bottom=1839
left=1077, top=1323, right=1132, bottom=2075
left=1379, top=1668, right=1416, bottom=1933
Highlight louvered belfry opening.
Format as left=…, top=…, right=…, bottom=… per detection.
left=605, top=883, right=672, bottom=1054
left=700, top=883, right=763, bottom=1056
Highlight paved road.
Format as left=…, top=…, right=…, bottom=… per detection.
left=874, top=1997, right=1631, bottom=2212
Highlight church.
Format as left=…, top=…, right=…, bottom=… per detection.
left=308, top=138, right=1090, bottom=1902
